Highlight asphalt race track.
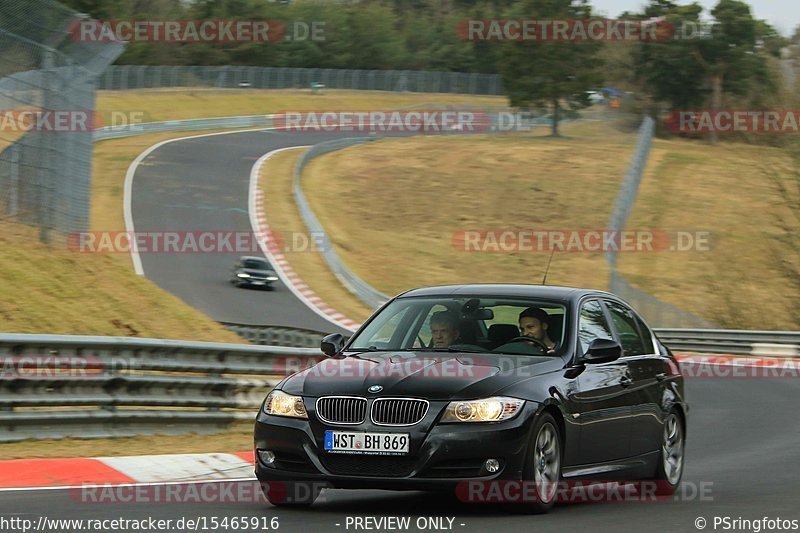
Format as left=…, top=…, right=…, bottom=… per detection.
left=6, top=129, right=795, bottom=532
left=2, top=377, right=799, bottom=532
left=127, top=129, right=366, bottom=334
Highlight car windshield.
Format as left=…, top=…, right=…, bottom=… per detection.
left=348, top=296, right=567, bottom=355
left=242, top=259, right=270, bottom=270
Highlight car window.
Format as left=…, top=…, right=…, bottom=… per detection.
left=243, top=259, right=270, bottom=269
left=633, top=313, right=656, bottom=354
left=417, top=304, right=452, bottom=347
left=348, top=297, right=567, bottom=353
left=578, top=299, right=614, bottom=355
left=604, top=301, right=648, bottom=356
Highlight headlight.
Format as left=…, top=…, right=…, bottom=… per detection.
left=263, top=390, right=307, bottom=419
left=267, top=276, right=278, bottom=281
left=440, top=396, right=524, bottom=423
left=237, top=272, right=251, bottom=278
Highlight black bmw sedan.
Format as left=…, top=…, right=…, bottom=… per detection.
left=254, top=285, right=687, bottom=512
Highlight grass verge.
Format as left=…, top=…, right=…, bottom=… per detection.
left=302, top=120, right=635, bottom=297
left=96, top=88, right=507, bottom=123
left=299, top=119, right=797, bottom=329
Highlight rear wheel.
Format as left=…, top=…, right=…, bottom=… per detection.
left=520, top=413, right=561, bottom=514
left=651, top=410, right=685, bottom=495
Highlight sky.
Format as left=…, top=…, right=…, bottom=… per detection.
left=590, top=0, right=797, bottom=36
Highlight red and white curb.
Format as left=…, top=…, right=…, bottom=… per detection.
left=0, top=451, right=254, bottom=490
left=248, top=147, right=361, bottom=332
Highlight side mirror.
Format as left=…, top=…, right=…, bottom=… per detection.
left=320, top=333, right=345, bottom=357
left=583, top=338, right=622, bottom=364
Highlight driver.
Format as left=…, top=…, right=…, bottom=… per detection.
left=519, top=307, right=557, bottom=352
left=430, top=311, right=460, bottom=348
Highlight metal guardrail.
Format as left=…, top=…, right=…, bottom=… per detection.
left=654, top=329, right=800, bottom=356
left=220, top=323, right=326, bottom=348
left=293, top=137, right=391, bottom=310
left=606, top=117, right=716, bottom=328
left=1, top=330, right=798, bottom=442
left=93, top=114, right=276, bottom=141
left=0, top=334, right=322, bottom=442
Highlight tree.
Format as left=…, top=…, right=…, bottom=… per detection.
left=498, top=0, right=604, bottom=136
left=634, top=0, right=780, bottom=143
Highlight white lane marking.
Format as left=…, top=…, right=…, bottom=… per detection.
left=0, top=477, right=257, bottom=493
left=123, top=127, right=277, bottom=276
left=249, top=147, right=359, bottom=332
left=97, top=453, right=253, bottom=483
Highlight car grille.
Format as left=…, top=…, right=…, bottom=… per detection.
left=316, top=396, right=367, bottom=424
left=320, top=454, right=417, bottom=477
left=371, top=398, right=429, bottom=426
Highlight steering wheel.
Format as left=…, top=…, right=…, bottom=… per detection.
left=505, top=336, right=550, bottom=353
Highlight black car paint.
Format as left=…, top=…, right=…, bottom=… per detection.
left=254, top=284, right=687, bottom=491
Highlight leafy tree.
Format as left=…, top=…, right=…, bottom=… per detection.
left=498, top=0, right=604, bottom=136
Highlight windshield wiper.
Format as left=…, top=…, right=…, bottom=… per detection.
left=343, top=346, right=382, bottom=355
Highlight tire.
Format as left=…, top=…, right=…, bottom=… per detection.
left=260, top=481, right=321, bottom=507
left=650, top=409, right=685, bottom=495
left=519, top=412, right=562, bottom=514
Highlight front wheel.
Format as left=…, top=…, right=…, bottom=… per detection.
left=520, top=413, right=562, bottom=514
left=651, top=410, right=685, bottom=495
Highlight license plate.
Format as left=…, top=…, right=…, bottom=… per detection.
left=324, top=430, right=409, bottom=455
left=252, top=281, right=265, bottom=285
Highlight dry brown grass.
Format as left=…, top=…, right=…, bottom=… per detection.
left=619, top=138, right=798, bottom=329
left=298, top=119, right=797, bottom=329
left=95, top=88, right=507, bottom=123
left=0, top=219, right=242, bottom=341
left=302, top=121, right=637, bottom=298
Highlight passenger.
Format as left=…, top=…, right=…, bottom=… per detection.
left=519, top=307, right=557, bottom=352
left=429, top=311, right=460, bottom=348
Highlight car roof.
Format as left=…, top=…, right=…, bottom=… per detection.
left=239, top=256, right=268, bottom=262
left=397, top=284, right=613, bottom=303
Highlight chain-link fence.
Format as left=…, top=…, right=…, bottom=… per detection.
left=98, top=65, right=504, bottom=95
left=0, top=0, right=124, bottom=240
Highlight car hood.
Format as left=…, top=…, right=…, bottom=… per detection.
left=280, top=351, right=565, bottom=400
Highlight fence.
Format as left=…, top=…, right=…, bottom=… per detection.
left=0, top=1, right=124, bottom=241
left=0, top=330, right=797, bottom=442
left=220, top=323, right=326, bottom=347
left=98, top=65, right=504, bottom=95
left=0, top=333, right=322, bottom=442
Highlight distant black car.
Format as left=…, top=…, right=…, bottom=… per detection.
left=230, top=256, right=278, bottom=289
left=254, top=285, right=687, bottom=512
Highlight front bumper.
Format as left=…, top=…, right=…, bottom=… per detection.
left=254, top=401, right=538, bottom=491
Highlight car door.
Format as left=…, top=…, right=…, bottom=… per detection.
left=572, top=298, right=632, bottom=464
left=603, top=299, right=663, bottom=457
